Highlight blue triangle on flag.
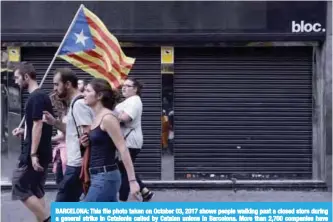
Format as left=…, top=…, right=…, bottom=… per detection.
left=59, top=8, right=95, bottom=55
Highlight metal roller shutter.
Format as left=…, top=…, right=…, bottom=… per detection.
left=174, top=47, right=313, bottom=180
left=21, top=47, right=161, bottom=180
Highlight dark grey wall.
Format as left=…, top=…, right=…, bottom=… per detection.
left=313, top=1, right=332, bottom=188
left=325, top=2, right=332, bottom=157
left=1, top=1, right=327, bottom=42
left=324, top=1, right=332, bottom=191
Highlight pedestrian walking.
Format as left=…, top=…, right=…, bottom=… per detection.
left=11, top=62, right=53, bottom=222
left=115, top=78, right=154, bottom=202
left=79, top=78, right=140, bottom=202
left=49, top=94, right=68, bottom=185
left=43, top=68, right=94, bottom=202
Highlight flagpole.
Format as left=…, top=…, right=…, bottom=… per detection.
left=17, top=4, right=85, bottom=128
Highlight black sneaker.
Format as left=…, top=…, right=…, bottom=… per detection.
left=142, top=190, right=155, bottom=202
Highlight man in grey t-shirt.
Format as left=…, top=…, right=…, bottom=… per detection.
left=65, top=97, right=93, bottom=167
left=43, top=68, right=94, bottom=202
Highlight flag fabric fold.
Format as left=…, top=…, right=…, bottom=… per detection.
left=58, top=5, right=135, bottom=89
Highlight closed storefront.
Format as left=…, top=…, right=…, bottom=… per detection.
left=21, top=47, right=162, bottom=180
left=1, top=1, right=330, bottom=188
left=174, top=47, right=313, bottom=180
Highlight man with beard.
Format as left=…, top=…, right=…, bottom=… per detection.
left=43, top=68, right=94, bottom=202
left=11, top=62, right=53, bottom=222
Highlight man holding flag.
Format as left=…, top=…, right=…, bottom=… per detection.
left=11, top=62, right=52, bottom=222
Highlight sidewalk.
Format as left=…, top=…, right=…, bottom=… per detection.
left=1, top=190, right=332, bottom=222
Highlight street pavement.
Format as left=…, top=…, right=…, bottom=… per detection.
left=1, top=189, right=332, bottom=222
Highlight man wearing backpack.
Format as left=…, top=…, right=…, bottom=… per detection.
left=43, top=68, right=94, bottom=202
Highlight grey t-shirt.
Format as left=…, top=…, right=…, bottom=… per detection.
left=66, top=95, right=94, bottom=167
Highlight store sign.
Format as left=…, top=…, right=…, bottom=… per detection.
left=291, top=21, right=326, bottom=33
left=161, top=46, right=174, bottom=74
left=1, top=2, right=327, bottom=42
left=161, top=47, right=174, bottom=64
left=7, top=47, right=20, bottom=62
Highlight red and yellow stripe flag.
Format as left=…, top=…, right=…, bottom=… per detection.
left=58, top=5, right=135, bottom=88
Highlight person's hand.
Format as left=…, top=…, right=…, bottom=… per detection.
left=129, top=180, right=140, bottom=199
left=12, top=128, right=24, bottom=137
left=80, top=133, right=90, bottom=148
left=43, top=111, right=56, bottom=125
left=31, top=156, right=44, bottom=172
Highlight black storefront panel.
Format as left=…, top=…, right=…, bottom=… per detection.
left=21, top=47, right=161, bottom=180
left=174, top=47, right=313, bottom=180
left=1, top=2, right=326, bottom=42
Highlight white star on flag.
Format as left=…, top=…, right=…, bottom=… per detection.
left=75, top=30, right=89, bottom=46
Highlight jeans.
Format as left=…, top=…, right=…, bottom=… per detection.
left=55, top=160, right=64, bottom=185
left=84, top=170, right=121, bottom=202
left=55, top=166, right=82, bottom=202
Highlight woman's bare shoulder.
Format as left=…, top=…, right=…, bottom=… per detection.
left=102, top=112, right=118, bottom=125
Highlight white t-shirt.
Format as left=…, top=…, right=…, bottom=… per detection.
left=115, top=95, right=143, bottom=149
left=66, top=95, right=94, bottom=167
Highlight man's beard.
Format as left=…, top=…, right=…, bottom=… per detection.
left=21, top=81, right=29, bottom=90
left=58, top=88, right=68, bottom=99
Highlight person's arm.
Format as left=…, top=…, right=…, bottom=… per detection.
left=53, top=119, right=66, bottom=133
left=31, top=120, right=43, bottom=156
left=117, top=112, right=132, bottom=123
left=52, top=131, right=64, bottom=142
left=30, top=95, right=44, bottom=156
left=43, top=111, right=66, bottom=133
left=117, top=97, right=140, bottom=123
left=102, top=115, right=136, bottom=182
left=30, top=95, right=47, bottom=171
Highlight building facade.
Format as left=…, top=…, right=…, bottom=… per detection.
left=1, top=1, right=331, bottom=189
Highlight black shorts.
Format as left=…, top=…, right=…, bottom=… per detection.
left=11, top=162, right=48, bottom=201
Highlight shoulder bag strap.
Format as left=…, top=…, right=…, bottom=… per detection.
left=71, top=95, right=86, bottom=157
left=124, top=128, right=134, bottom=140
left=71, top=95, right=84, bottom=139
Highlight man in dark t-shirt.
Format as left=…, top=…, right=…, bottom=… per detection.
left=21, top=88, right=53, bottom=166
left=11, top=62, right=52, bottom=222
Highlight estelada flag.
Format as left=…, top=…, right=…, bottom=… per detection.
left=58, top=5, right=135, bottom=89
